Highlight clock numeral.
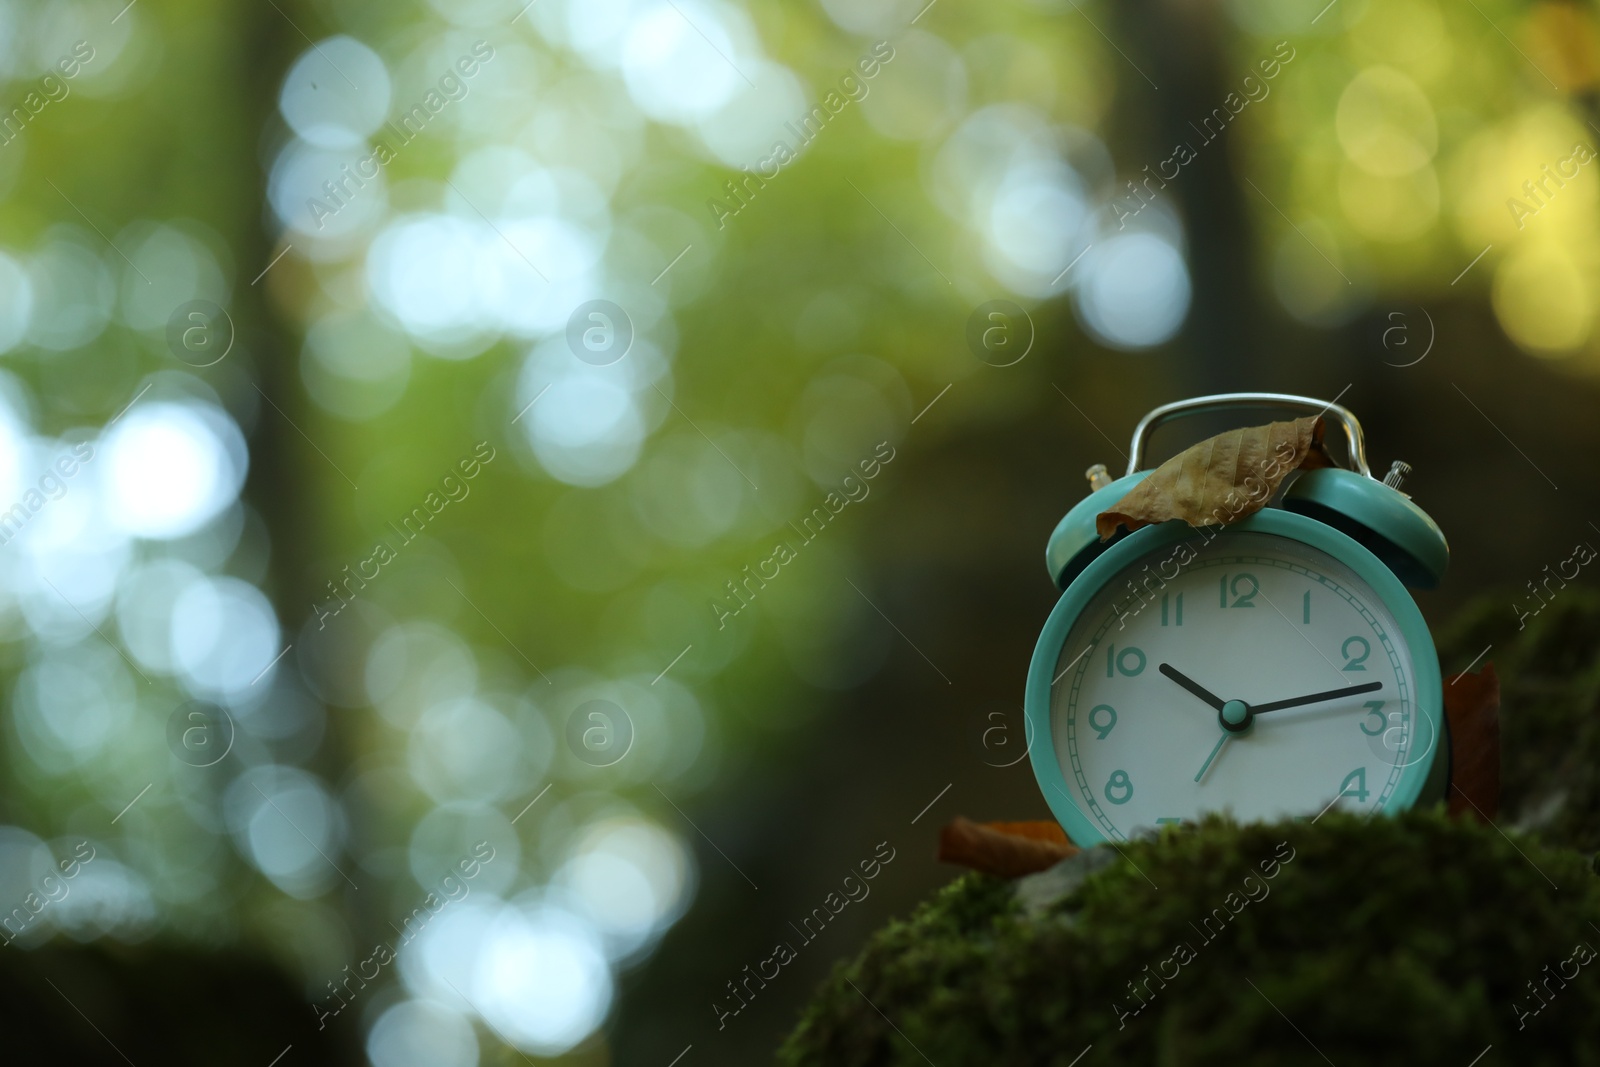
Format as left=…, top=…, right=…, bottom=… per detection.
left=1341, top=636, right=1371, bottom=672
left=1302, top=590, right=1311, bottom=624
left=1087, top=703, right=1118, bottom=740
left=1105, top=643, right=1147, bottom=678
left=1160, top=592, right=1184, bottom=626
left=1105, top=769, right=1134, bottom=805
left=1338, top=767, right=1370, bottom=802
left=1219, top=572, right=1260, bottom=608
left=1358, top=700, right=1387, bottom=736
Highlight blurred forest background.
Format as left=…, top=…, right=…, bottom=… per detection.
left=0, top=0, right=1598, bottom=1064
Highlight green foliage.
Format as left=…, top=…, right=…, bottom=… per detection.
left=779, top=812, right=1600, bottom=1066
left=1438, top=591, right=1600, bottom=854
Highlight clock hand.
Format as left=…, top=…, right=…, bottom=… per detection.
left=1252, top=680, right=1384, bottom=715
left=1194, top=731, right=1229, bottom=783
left=1158, top=663, right=1226, bottom=711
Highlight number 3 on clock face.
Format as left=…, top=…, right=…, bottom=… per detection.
left=1025, top=510, right=1446, bottom=845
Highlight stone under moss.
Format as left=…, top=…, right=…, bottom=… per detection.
left=779, top=812, right=1600, bottom=1066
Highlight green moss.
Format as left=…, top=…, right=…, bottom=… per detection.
left=779, top=812, right=1600, bottom=1066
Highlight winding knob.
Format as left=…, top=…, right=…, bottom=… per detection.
left=1382, top=460, right=1412, bottom=491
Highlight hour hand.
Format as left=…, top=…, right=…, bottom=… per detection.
left=1158, top=663, right=1226, bottom=711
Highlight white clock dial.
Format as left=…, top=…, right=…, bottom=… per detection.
left=1048, top=531, right=1425, bottom=840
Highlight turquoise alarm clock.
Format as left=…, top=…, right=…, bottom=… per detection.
left=1026, top=393, right=1452, bottom=844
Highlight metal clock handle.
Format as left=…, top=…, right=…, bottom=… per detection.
left=1124, top=392, right=1373, bottom=480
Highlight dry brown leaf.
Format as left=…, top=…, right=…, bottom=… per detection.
left=1444, top=664, right=1501, bottom=822
left=937, top=817, right=1079, bottom=879
left=1097, top=416, right=1333, bottom=540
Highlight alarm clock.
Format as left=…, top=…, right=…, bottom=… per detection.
left=1025, top=393, right=1452, bottom=844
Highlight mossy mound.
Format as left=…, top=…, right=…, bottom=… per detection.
left=779, top=812, right=1600, bottom=1066
left=1437, top=590, right=1600, bottom=854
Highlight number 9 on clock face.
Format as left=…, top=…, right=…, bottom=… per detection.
left=1025, top=512, right=1445, bottom=844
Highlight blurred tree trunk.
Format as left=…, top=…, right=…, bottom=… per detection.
left=232, top=0, right=379, bottom=997
left=1115, top=0, right=1263, bottom=389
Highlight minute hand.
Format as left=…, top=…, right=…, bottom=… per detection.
left=1252, top=680, right=1384, bottom=715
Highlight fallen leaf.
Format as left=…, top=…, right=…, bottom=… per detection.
left=938, top=817, right=1079, bottom=879
left=1445, top=663, right=1500, bottom=822
left=1097, top=416, right=1333, bottom=540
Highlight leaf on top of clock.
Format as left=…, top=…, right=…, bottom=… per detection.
left=937, top=817, right=1079, bottom=879
left=1444, top=663, right=1500, bottom=822
left=1096, top=416, right=1334, bottom=540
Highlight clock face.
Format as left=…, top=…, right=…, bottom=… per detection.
left=1041, top=527, right=1434, bottom=841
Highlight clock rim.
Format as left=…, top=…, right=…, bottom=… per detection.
left=1025, top=508, right=1444, bottom=845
